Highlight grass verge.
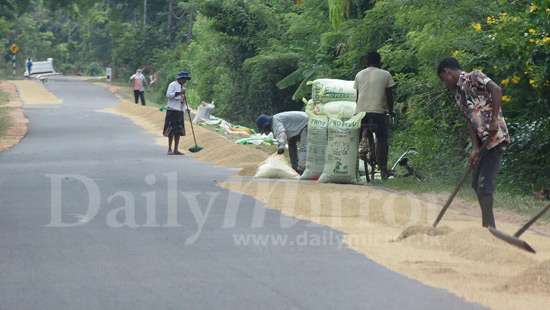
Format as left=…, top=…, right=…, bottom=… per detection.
left=0, top=90, right=11, bottom=138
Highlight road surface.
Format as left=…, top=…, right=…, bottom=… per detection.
left=0, top=77, right=484, bottom=309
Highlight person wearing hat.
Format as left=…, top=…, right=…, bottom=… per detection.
left=256, top=111, right=309, bottom=174
left=163, top=70, right=191, bottom=155
left=129, top=68, right=147, bottom=105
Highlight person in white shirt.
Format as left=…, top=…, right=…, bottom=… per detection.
left=163, top=70, right=191, bottom=155
left=129, top=69, right=147, bottom=105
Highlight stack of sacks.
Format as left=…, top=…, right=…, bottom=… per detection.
left=318, top=113, right=364, bottom=184
left=300, top=100, right=329, bottom=180
left=301, top=79, right=364, bottom=184
left=309, top=79, right=356, bottom=103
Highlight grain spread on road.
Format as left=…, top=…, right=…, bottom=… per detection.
left=101, top=82, right=550, bottom=310
left=0, top=81, right=28, bottom=152
left=11, top=80, right=62, bottom=105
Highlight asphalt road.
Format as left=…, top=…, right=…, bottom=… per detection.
left=0, top=77, right=484, bottom=310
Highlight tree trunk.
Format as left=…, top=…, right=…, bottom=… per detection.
left=168, top=0, right=174, bottom=41
left=187, top=9, right=193, bottom=41
left=143, top=0, right=147, bottom=26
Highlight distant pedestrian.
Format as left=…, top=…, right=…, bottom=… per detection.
left=163, top=70, right=191, bottom=155
left=129, top=69, right=147, bottom=105
left=256, top=111, right=309, bottom=174
left=354, top=51, right=395, bottom=179
left=26, top=58, right=32, bottom=75
left=437, top=57, right=510, bottom=228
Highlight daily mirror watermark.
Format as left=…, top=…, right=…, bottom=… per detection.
left=45, top=173, right=441, bottom=247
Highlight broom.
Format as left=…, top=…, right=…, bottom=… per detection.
left=184, top=93, right=203, bottom=153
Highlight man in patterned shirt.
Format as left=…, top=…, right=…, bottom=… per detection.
left=438, top=57, right=510, bottom=228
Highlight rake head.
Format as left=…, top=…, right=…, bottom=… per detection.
left=188, top=145, right=203, bottom=153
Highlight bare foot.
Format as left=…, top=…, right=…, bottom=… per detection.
left=173, top=150, right=185, bottom=155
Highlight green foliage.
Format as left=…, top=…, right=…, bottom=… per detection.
left=0, top=90, right=10, bottom=136
left=446, top=0, right=550, bottom=192
left=1, top=0, right=548, bottom=193
left=85, top=62, right=104, bottom=76
left=241, top=51, right=302, bottom=121
left=328, top=0, right=347, bottom=29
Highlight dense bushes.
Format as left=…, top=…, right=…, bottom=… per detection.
left=181, top=0, right=548, bottom=191
left=85, top=62, right=104, bottom=76
left=2, top=0, right=548, bottom=192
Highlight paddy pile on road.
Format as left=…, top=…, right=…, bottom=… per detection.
left=101, top=82, right=550, bottom=310
left=0, top=81, right=28, bottom=151
left=219, top=179, right=550, bottom=310
left=10, top=80, right=62, bottom=105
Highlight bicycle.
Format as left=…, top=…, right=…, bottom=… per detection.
left=359, top=113, right=422, bottom=183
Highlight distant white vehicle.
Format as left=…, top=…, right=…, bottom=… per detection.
left=25, top=58, right=58, bottom=76
left=25, top=58, right=61, bottom=82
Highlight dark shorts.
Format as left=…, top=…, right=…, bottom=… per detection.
left=163, top=110, right=186, bottom=137
left=472, top=144, right=504, bottom=195
left=361, top=113, right=389, bottom=139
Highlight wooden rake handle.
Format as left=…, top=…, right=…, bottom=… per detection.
left=432, top=165, right=473, bottom=228
left=432, top=141, right=490, bottom=228
left=514, top=203, right=550, bottom=238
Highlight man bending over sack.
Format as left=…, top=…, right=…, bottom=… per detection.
left=437, top=57, right=510, bottom=228
left=256, top=112, right=308, bottom=174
